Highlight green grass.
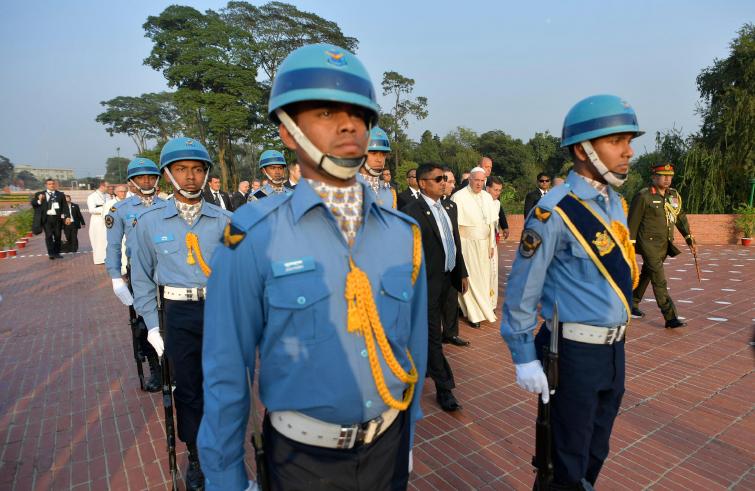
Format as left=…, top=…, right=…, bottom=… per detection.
left=0, top=208, right=34, bottom=249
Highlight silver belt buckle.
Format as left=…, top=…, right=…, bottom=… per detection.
left=336, top=425, right=357, bottom=449
left=604, top=327, right=617, bottom=345
left=617, top=324, right=627, bottom=342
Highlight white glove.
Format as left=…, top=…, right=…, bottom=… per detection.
left=111, top=278, right=133, bottom=306
left=244, top=480, right=259, bottom=491
left=147, top=327, right=164, bottom=358
left=408, top=449, right=413, bottom=474
left=515, top=360, right=550, bottom=403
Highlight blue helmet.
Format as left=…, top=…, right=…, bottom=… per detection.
left=560, top=95, right=644, bottom=148
left=126, top=158, right=160, bottom=180
left=268, top=43, right=379, bottom=124
left=259, top=149, right=287, bottom=169
left=159, top=137, right=212, bottom=170
left=368, top=126, right=391, bottom=152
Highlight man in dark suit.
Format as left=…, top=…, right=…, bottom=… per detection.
left=229, top=181, right=249, bottom=211
left=61, top=194, right=85, bottom=253
left=30, top=178, right=67, bottom=259
left=523, top=172, right=551, bottom=218
left=403, top=163, right=468, bottom=412
left=202, top=176, right=232, bottom=211
left=396, top=168, right=420, bottom=210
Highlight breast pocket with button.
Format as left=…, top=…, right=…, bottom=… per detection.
left=266, top=274, right=333, bottom=345
left=568, top=243, right=602, bottom=283
left=378, top=271, right=413, bottom=346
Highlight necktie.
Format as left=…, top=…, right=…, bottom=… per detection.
left=434, top=201, right=456, bottom=271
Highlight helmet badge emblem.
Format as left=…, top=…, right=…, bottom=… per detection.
left=325, top=49, right=347, bottom=66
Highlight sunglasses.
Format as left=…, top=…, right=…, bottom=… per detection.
left=420, top=175, right=448, bottom=183
left=407, top=175, right=417, bottom=179
left=539, top=179, right=550, bottom=183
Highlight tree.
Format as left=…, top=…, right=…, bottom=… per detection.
left=144, top=5, right=262, bottom=190
left=0, top=155, right=13, bottom=188
left=14, top=170, right=40, bottom=190
left=526, top=131, right=569, bottom=179
left=104, top=157, right=131, bottom=183
left=437, top=127, right=481, bottom=176
left=96, top=92, right=180, bottom=154
left=681, top=23, right=755, bottom=212
left=381, top=71, right=429, bottom=169
left=223, top=1, right=358, bottom=82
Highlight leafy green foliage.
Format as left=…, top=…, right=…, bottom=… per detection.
left=96, top=92, right=179, bottom=154
left=104, top=157, right=131, bottom=183
left=0, top=155, right=14, bottom=188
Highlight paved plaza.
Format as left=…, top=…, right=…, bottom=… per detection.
left=0, top=229, right=753, bottom=490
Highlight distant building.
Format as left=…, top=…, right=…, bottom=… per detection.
left=15, top=164, right=75, bottom=181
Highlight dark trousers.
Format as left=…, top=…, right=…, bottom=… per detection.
left=62, top=225, right=79, bottom=253
left=535, top=326, right=625, bottom=487
left=43, top=219, right=62, bottom=256
left=164, top=300, right=204, bottom=445
left=441, top=285, right=460, bottom=340
left=427, top=273, right=456, bottom=391
left=632, top=253, right=677, bottom=321
left=263, top=410, right=410, bottom=491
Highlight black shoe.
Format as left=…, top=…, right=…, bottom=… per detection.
left=185, top=460, right=204, bottom=490
left=49, top=255, right=56, bottom=260
left=55, top=254, right=64, bottom=259
left=631, top=307, right=645, bottom=319
left=186, top=444, right=205, bottom=491
left=665, top=318, right=687, bottom=329
left=443, top=336, right=470, bottom=347
left=469, top=322, right=481, bottom=329
left=143, top=353, right=162, bottom=393
left=436, top=389, right=462, bottom=412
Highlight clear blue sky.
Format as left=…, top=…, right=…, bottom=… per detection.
left=1, top=0, right=753, bottom=177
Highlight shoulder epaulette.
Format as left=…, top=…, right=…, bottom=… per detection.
left=232, top=192, right=291, bottom=232
left=380, top=205, right=420, bottom=228
left=536, top=184, right=570, bottom=211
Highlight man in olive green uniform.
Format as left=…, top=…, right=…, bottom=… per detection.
left=628, top=163, right=695, bottom=328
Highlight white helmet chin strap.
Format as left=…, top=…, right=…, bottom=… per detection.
left=129, top=176, right=160, bottom=196
left=580, top=141, right=628, bottom=187
left=163, top=166, right=209, bottom=199
left=263, top=167, right=288, bottom=186
left=276, top=109, right=367, bottom=180
left=364, top=162, right=383, bottom=177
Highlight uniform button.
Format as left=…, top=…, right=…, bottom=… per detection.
left=597, top=196, right=603, bottom=201
left=365, top=400, right=373, bottom=408
left=163, top=250, right=168, bottom=253
left=297, top=296, right=306, bottom=305
left=380, top=289, right=385, bottom=295
left=361, top=349, right=368, bottom=358
left=402, top=291, right=408, bottom=300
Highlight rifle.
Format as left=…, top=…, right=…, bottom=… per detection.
left=246, top=368, right=270, bottom=491
left=125, top=267, right=147, bottom=391
left=157, top=287, right=178, bottom=491
left=533, top=303, right=559, bottom=490
left=128, top=304, right=147, bottom=391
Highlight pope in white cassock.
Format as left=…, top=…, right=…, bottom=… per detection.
left=86, top=181, right=109, bottom=264
left=452, top=167, right=499, bottom=325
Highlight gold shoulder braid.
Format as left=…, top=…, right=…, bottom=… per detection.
left=185, top=232, right=212, bottom=277
left=391, top=187, right=398, bottom=209
left=610, top=221, right=639, bottom=289
left=621, top=197, right=629, bottom=217
left=343, top=224, right=422, bottom=410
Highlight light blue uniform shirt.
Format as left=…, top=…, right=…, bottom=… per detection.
left=130, top=198, right=232, bottom=328
left=501, top=171, right=630, bottom=365
left=105, top=195, right=166, bottom=279
left=198, top=179, right=428, bottom=491
left=357, top=173, right=395, bottom=208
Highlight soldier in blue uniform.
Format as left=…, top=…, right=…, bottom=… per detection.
left=106, top=158, right=166, bottom=392
left=500, top=94, right=644, bottom=489
left=357, top=126, right=397, bottom=208
left=248, top=150, right=294, bottom=201
left=198, top=44, right=428, bottom=491
left=132, top=137, right=232, bottom=490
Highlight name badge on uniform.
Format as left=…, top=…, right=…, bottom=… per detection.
left=272, top=256, right=315, bottom=277
left=153, top=234, right=175, bottom=244
left=126, top=213, right=137, bottom=220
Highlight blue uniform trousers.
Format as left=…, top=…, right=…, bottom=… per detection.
left=165, top=300, right=204, bottom=445
left=535, top=326, right=625, bottom=486
left=262, top=410, right=410, bottom=491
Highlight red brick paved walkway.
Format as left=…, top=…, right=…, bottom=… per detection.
left=1, top=226, right=753, bottom=490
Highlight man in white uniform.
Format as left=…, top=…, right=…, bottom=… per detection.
left=452, top=167, right=498, bottom=326
left=86, top=180, right=109, bottom=264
